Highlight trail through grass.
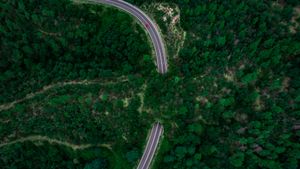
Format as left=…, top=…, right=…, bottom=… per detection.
left=0, top=77, right=128, bottom=111
left=0, top=135, right=112, bottom=150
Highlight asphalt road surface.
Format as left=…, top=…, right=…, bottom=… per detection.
left=82, top=1, right=166, bottom=168
left=137, top=123, right=163, bottom=169
left=87, top=0, right=168, bottom=73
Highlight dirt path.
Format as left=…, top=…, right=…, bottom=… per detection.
left=0, top=135, right=112, bottom=150
left=138, top=83, right=147, bottom=113
left=0, top=77, right=128, bottom=112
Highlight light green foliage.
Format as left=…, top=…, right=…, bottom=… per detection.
left=48, top=95, right=71, bottom=105
left=217, top=36, right=226, bottom=46
left=223, top=111, right=235, bottom=119
left=101, top=93, right=108, bottom=101
left=175, top=146, right=187, bottom=159
left=241, top=72, right=258, bottom=84
left=188, top=124, right=203, bottom=135
left=229, top=152, right=245, bottom=167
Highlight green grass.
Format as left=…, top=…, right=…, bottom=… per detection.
left=0, top=78, right=153, bottom=168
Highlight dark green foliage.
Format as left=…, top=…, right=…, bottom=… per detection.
left=84, top=159, right=108, bottom=169
left=0, top=0, right=299, bottom=169
left=136, top=0, right=299, bottom=169
left=0, top=0, right=152, bottom=104
left=0, top=142, right=108, bottom=169
left=0, top=0, right=153, bottom=168
left=126, top=149, right=140, bottom=163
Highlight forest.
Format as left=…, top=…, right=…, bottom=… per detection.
left=1, top=0, right=300, bottom=169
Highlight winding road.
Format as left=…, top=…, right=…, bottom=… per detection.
left=0, top=1, right=165, bottom=169
left=137, top=123, right=163, bottom=169
left=87, top=0, right=168, bottom=74
left=83, top=0, right=166, bottom=168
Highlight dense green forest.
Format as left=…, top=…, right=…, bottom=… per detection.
left=1, top=0, right=153, bottom=168
left=1, top=142, right=109, bottom=169
left=0, top=0, right=152, bottom=104
left=1, top=0, right=300, bottom=169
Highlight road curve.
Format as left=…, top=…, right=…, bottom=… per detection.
left=86, top=0, right=168, bottom=73
left=137, top=123, right=163, bottom=169
left=77, top=1, right=166, bottom=168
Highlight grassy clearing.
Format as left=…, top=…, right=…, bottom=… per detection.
left=0, top=77, right=153, bottom=169
left=142, top=2, right=186, bottom=59
left=0, top=135, right=111, bottom=150
left=0, top=77, right=128, bottom=112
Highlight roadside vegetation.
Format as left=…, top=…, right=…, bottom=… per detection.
left=0, top=141, right=111, bottom=169
left=0, top=77, right=153, bottom=168
left=0, top=0, right=153, bottom=104
left=1, top=0, right=153, bottom=168
left=1, top=0, right=300, bottom=169
left=132, top=0, right=300, bottom=168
